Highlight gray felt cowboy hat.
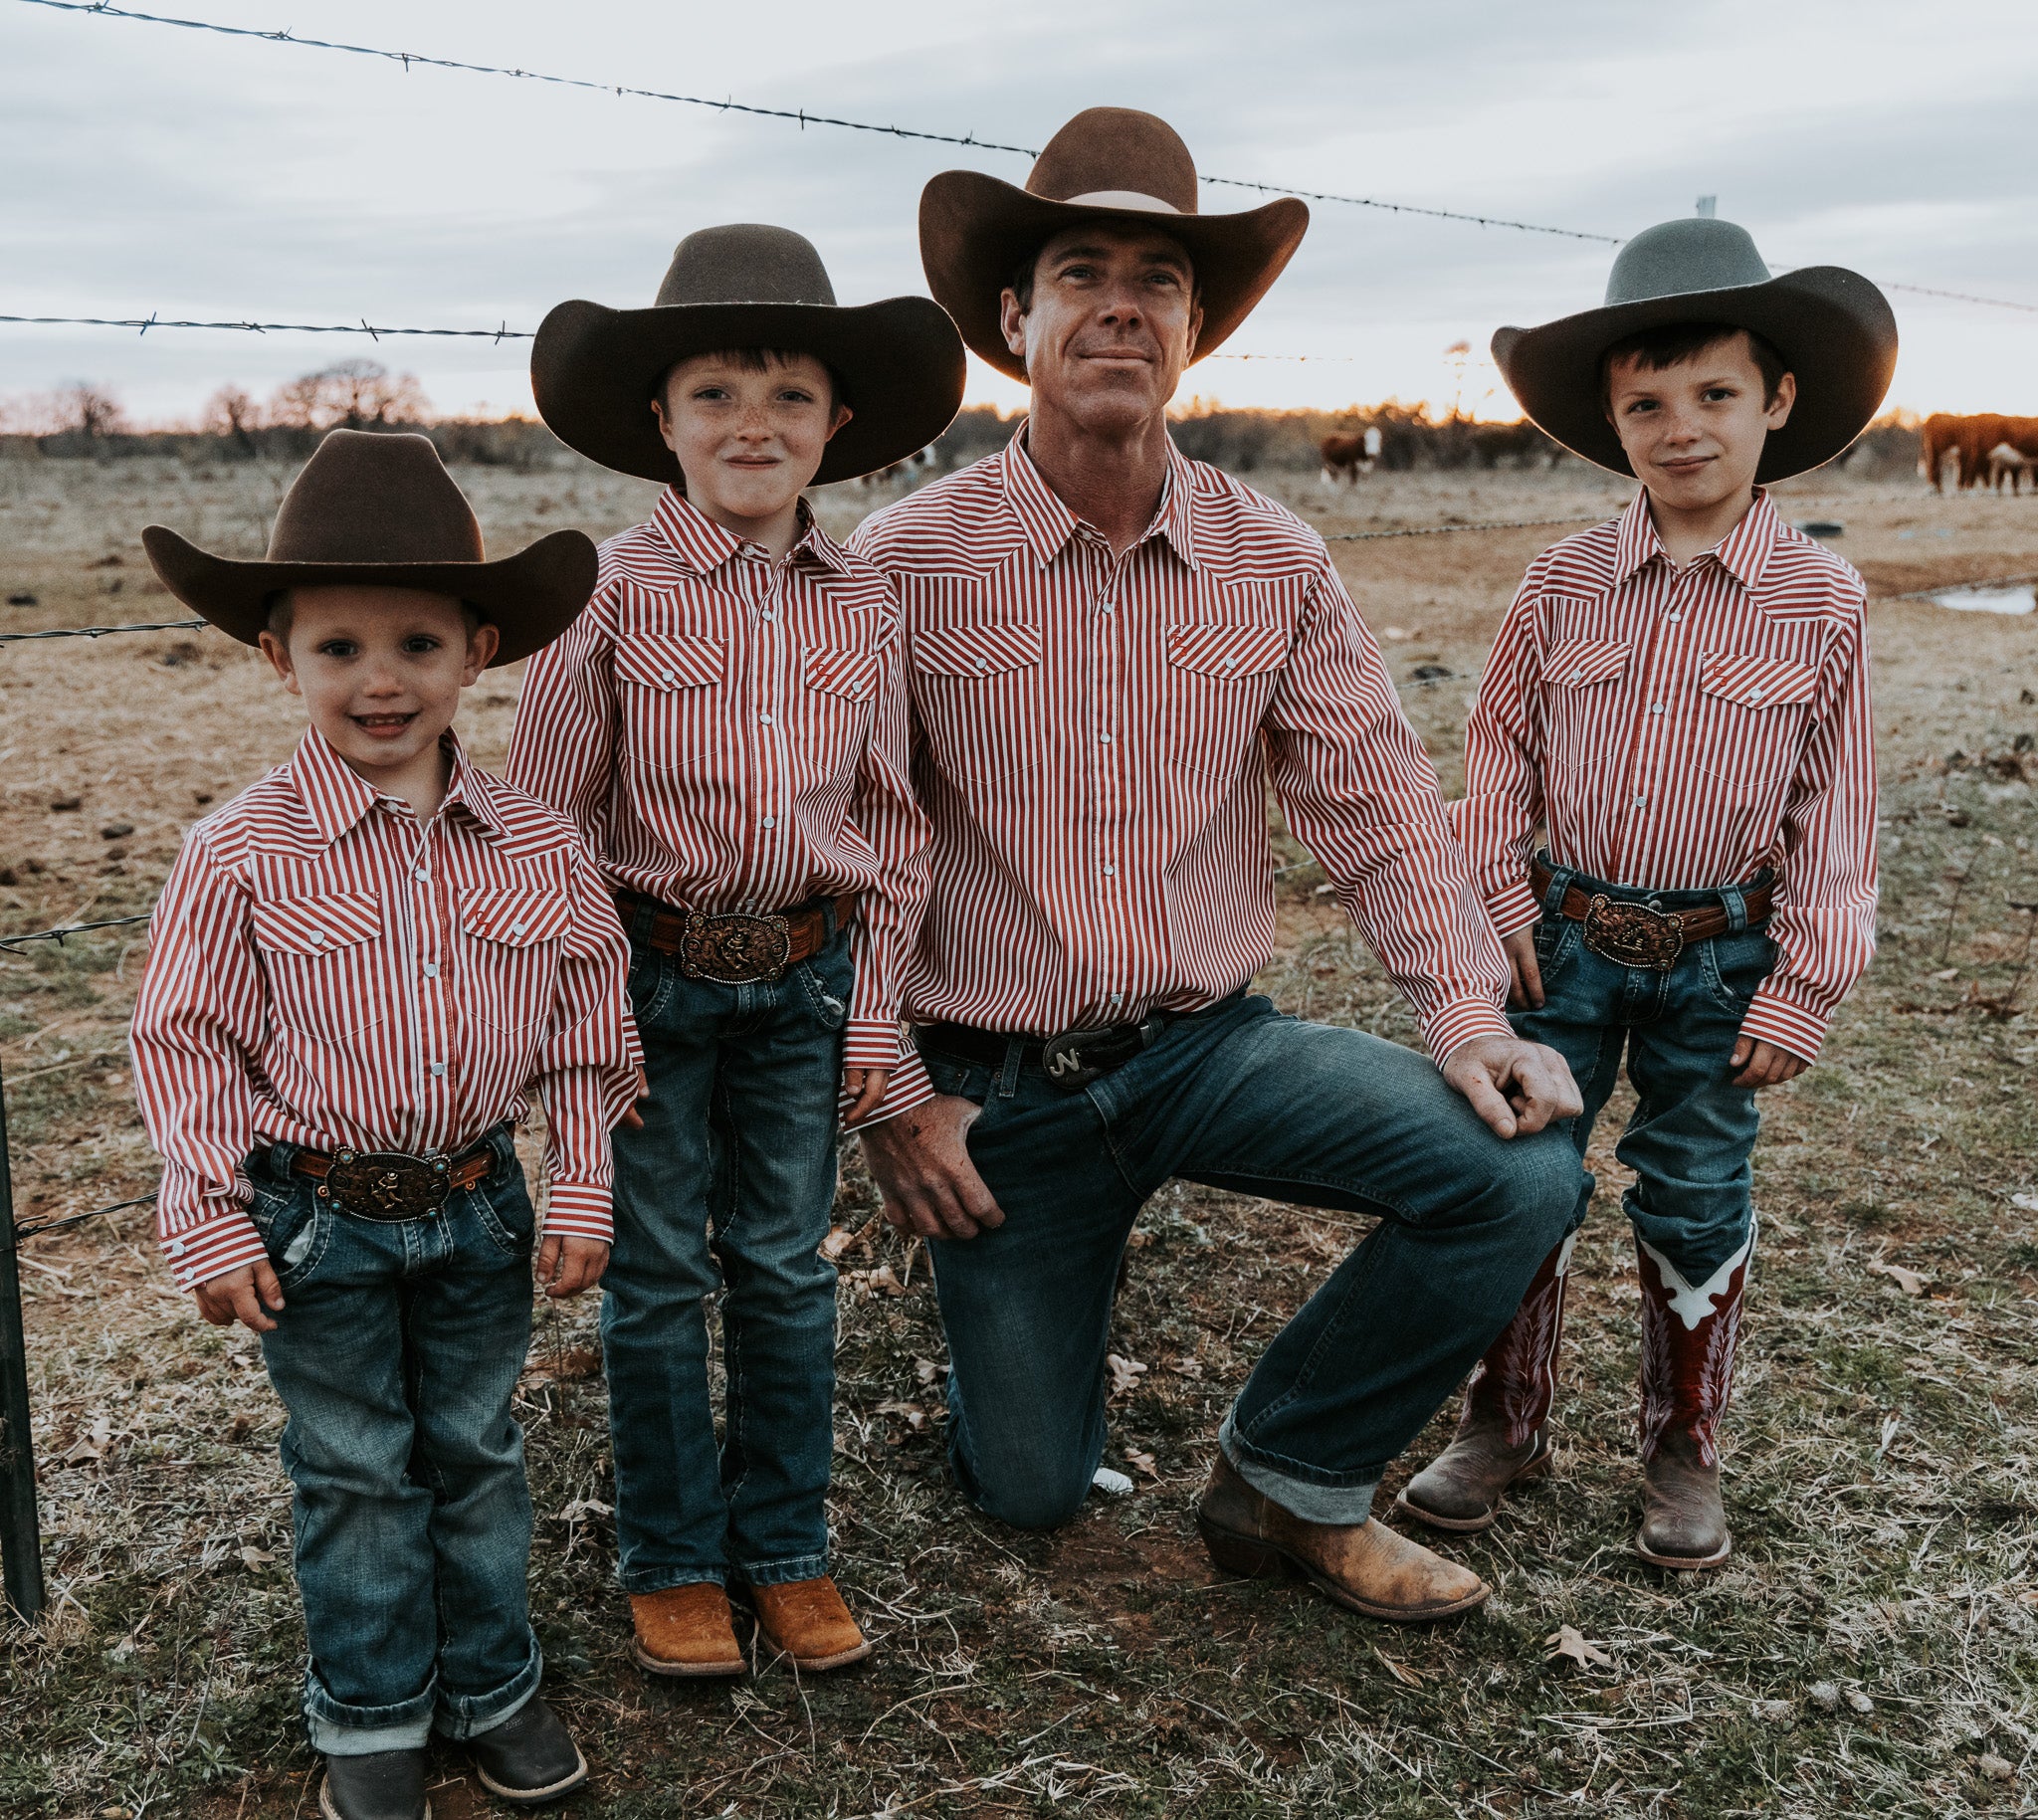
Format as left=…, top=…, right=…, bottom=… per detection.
left=919, top=106, right=1311, bottom=382
left=530, top=223, right=966, bottom=487
left=1493, top=217, right=1898, bottom=483
left=140, top=429, right=596, bottom=667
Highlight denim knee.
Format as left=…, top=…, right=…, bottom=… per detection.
left=1504, top=1126, right=1586, bottom=1246
left=951, top=1432, right=1094, bottom=1532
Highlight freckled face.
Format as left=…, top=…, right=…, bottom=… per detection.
left=652, top=352, right=852, bottom=522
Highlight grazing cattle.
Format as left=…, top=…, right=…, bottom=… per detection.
left=1917, top=413, right=2030, bottom=492
left=1919, top=413, right=1962, bottom=492
left=1319, top=425, right=1383, bottom=486
left=1983, top=419, right=2038, bottom=494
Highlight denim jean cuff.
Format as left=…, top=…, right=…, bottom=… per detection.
left=618, top=1566, right=727, bottom=1594
left=735, top=1551, right=831, bottom=1588
left=1219, top=1411, right=1379, bottom=1526
left=431, top=1631, right=542, bottom=1742
left=304, top=1667, right=437, bottom=1756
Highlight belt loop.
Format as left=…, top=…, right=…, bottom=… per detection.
left=995, top=1036, right=1024, bottom=1101
left=1538, top=854, right=1575, bottom=920
left=1719, top=883, right=1748, bottom=933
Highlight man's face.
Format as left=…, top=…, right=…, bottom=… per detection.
left=651, top=351, right=852, bottom=524
left=1605, top=331, right=1796, bottom=512
left=258, top=585, right=497, bottom=778
left=1001, top=223, right=1203, bottom=432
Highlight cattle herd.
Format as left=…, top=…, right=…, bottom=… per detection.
left=1919, top=413, right=2038, bottom=494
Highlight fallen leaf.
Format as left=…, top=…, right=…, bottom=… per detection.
left=1106, top=1353, right=1149, bottom=1397
left=63, top=1414, right=112, bottom=1465
left=1846, top=1689, right=1875, bottom=1714
left=1544, top=1625, right=1613, bottom=1671
left=865, top=1264, right=907, bottom=1298
left=1930, top=966, right=1960, bottom=981
left=556, top=1498, right=612, bottom=1524
left=237, top=1545, right=275, bottom=1567
left=1124, top=1447, right=1158, bottom=1479
left=1374, top=1648, right=1424, bottom=1687
left=819, top=1226, right=856, bottom=1263
left=1978, top=1753, right=2014, bottom=1782
left=1868, top=1260, right=1927, bottom=1297
left=876, top=1398, right=928, bottom=1432
left=541, top=1346, right=602, bottom=1381
left=914, top=1357, right=943, bottom=1386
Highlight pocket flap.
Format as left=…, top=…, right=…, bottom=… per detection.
left=800, top=644, right=882, bottom=702
left=460, top=888, right=572, bottom=947
left=1699, top=651, right=1819, bottom=709
left=913, top=620, right=1043, bottom=679
left=1165, top=622, right=1291, bottom=679
left=615, top=633, right=726, bottom=692
left=1543, top=637, right=1631, bottom=689
left=252, top=893, right=381, bottom=957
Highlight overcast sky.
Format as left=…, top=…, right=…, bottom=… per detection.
left=4, top=0, right=2034, bottom=426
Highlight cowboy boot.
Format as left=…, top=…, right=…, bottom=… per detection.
left=1397, top=1235, right=1574, bottom=1532
left=1634, top=1230, right=1751, bottom=1570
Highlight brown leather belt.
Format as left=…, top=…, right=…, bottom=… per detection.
left=293, top=1137, right=499, bottom=1221
left=617, top=890, right=856, bottom=986
left=1531, top=859, right=1772, bottom=971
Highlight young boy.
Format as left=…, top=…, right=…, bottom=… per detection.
left=1399, top=219, right=1895, bottom=1567
left=510, top=224, right=961, bottom=1674
left=133, top=430, right=643, bottom=1820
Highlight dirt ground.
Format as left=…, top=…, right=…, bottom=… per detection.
left=1, top=449, right=2035, bottom=1818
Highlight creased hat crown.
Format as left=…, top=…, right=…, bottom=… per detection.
left=1605, top=218, right=1773, bottom=308
left=267, top=430, right=486, bottom=565
left=1025, top=106, right=1200, bottom=214
left=652, top=223, right=840, bottom=309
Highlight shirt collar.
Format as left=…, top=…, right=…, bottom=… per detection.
left=997, top=425, right=1200, bottom=572
left=1612, top=486, right=1779, bottom=595
left=651, top=485, right=848, bottom=578
left=288, top=724, right=503, bottom=847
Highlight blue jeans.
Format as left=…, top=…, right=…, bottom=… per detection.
left=247, top=1127, right=540, bottom=1757
left=1511, top=858, right=1772, bottom=1285
left=915, top=994, right=1581, bottom=1529
left=603, top=916, right=850, bottom=1592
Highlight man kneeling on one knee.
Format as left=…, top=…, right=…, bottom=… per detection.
left=846, top=107, right=1586, bottom=1623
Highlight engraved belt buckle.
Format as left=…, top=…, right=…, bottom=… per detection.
left=325, top=1148, right=453, bottom=1221
left=681, top=910, right=792, bottom=985
left=1041, top=1027, right=1112, bottom=1094
left=1581, top=894, right=1685, bottom=970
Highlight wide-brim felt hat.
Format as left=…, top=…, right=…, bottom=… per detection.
left=920, top=106, right=1310, bottom=382
left=141, top=429, right=596, bottom=667
left=1493, top=217, right=1898, bottom=484
left=531, top=223, right=966, bottom=487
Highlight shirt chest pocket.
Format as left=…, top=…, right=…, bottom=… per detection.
left=1693, top=651, right=1820, bottom=788
left=1163, top=621, right=1290, bottom=775
left=251, top=893, right=386, bottom=1043
left=458, top=888, right=573, bottom=1033
left=1540, top=636, right=1631, bottom=773
left=794, top=643, right=882, bottom=782
left=615, top=633, right=726, bottom=772
left=910, top=620, right=1046, bottom=782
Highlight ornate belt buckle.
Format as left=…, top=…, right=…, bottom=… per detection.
left=325, top=1148, right=452, bottom=1220
left=681, top=910, right=792, bottom=985
left=1581, top=894, right=1685, bottom=970
left=1041, top=1028, right=1109, bottom=1094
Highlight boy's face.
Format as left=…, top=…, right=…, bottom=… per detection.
left=651, top=352, right=852, bottom=524
left=258, top=585, right=498, bottom=779
left=1604, top=331, right=1797, bottom=510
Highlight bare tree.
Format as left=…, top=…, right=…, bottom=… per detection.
left=267, top=360, right=430, bottom=433
left=56, top=381, right=127, bottom=442
left=204, top=384, right=264, bottom=454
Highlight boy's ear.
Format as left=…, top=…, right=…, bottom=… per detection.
left=462, top=619, right=501, bottom=685
left=1764, top=370, right=1797, bottom=431
left=825, top=399, right=855, bottom=443
left=257, top=629, right=302, bottom=697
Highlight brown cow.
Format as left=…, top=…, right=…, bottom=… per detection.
left=1319, top=426, right=1382, bottom=486
left=1986, top=416, right=2038, bottom=495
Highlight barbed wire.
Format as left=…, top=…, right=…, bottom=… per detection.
left=10, top=1192, right=157, bottom=1246
left=0, top=617, right=207, bottom=645
left=0, top=911, right=156, bottom=955
left=1325, top=512, right=1607, bottom=542
left=0, top=310, right=527, bottom=340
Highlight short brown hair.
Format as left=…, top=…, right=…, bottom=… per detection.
left=658, top=347, right=844, bottom=412
left=1600, top=322, right=1789, bottom=415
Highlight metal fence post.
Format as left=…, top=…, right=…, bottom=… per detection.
left=0, top=1054, right=49, bottom=1623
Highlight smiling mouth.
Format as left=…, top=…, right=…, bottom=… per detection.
left=350, top=710, right=418, bottom=736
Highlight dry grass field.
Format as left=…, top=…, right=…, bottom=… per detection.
left=1, top=448, right=2035, bottom=1818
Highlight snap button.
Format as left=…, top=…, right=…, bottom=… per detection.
left=1220, top=657, right=1238, bottom=670
left=1747, top=690, right=1764, bottom=704
left=510, top=921, right=525, bottom=937
left=169, top=1239, right=186, bottom=1257
left=308, top=929, right=326, bottom=944
left=974, top=658, right=989, bottom=671
left=660, top=668, right=675, bottom=684
left=1569, top=670, right=1583, bottom=681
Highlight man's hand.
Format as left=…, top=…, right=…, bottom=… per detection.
left=1501, top=923, right=1545, bottom=1010
left=860, top=1094, right=1006, bottom=1242
left=1731, top=1035, right=1808, bottom=1089
left=842, top=1066, right=892, bottom=1126
left=1442, top=1035, right=1582, bottom=1139
left=536, top=1234, right=610, bottom=1299
left=619, top=1068, right=650, bottom=1131
left=194, top=1260, right=285, bottom=1333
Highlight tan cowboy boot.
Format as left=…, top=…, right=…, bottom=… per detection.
left=1398, top=1235, right=1573, bottom=1532
left=1634, top=1230, right=1751, bottom=1570
left=630, top=1583, right=746, bottom=1678
left=1196, top=1454, right=1488, bottom=1622
left=749, top=1576, right=873, bottom=1672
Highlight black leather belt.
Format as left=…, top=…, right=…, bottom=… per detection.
left=916, top=989, right=1247, bottom=1094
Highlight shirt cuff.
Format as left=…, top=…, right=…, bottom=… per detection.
left=843, top=1042, right=936, bottom=1134
left=541, top=1178, right=614, bottom=1244
left=1737, top=982, right=1828, bottom=1064
left=160, top=1208, right=270, bottom=1294
left=842, top=1018, right=903, bottom=1071
left=1486, top=876, right=1543, bottom=940
left=1423, top=997, right=1516, bottom=1067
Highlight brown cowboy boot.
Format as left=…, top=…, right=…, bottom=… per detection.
left=1196, top=1455, right=1488, bottom=1622
left=630, top=1583, right=746, bottom=1678
left=1634, top=1229, right=1751, bottom=1569
left=749, top=1576, right=874, bottom=1672
left=1397, top=1235, right=1574, bottom=1532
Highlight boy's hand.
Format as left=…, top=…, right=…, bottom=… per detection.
left=842, top=1067, right=892, bottom=1125
left=1442, top=1036, right=1581, bottom=1139
left=193, top=1261, right=285, bottom=1333
left=536, top=1234, right=610, bottom=1299
left=1731, top=1035, right=1808, bottom=1089
left=1502, top=923, right=1545, bottom=1010
left=620, top=1068, right=650, bottom=1130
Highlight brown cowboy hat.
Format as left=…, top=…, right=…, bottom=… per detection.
left=530, top=223, right=966, bottom=487
left=919, top=106, right=1309, bottom=382
left=1493, top=217, right=1898, bottom=483
left=140, top=429, right=596, bottom=666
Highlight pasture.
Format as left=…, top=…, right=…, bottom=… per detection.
left=1, top=449, right=2034, bottom=1818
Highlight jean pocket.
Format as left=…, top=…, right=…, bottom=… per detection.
left=1700, top=929, right=1777, bottom=1013
left=794, top=941, right=853, bottom=1030
left=918, top=1053, right=988, bottom=1104
left=626, top=940, right=672, bottom=1025
left=247, top=1183, right=331, bottom=1289
left=1532, top=918, right=1582, bottom=989
left=472, top=1167, right=538, bottom=1259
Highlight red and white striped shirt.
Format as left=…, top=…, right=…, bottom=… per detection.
left=849, top=429, right=1514, bottom=1118
left=1455, top=490, right=1878, bottom=1061
left=506, top=490, right=929, bottom=1074
left=130, top=727, right=641, bottom=1290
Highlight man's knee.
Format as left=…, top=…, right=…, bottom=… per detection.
left=1498, top=1127, right=1587, bottom=1240
left=950, top=1426, right=1097, bottom=1532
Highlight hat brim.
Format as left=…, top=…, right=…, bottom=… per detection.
left=918, top=171, right=1310, bottom=381
left=139, top=525, right=598, bottom=668
left=1492, top=266, right=1898, bottom=483
left=529, top=296, right=966, bottom=488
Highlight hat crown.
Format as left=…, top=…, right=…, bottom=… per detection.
left=653, top=223, right=839, bottom=309
left=267, top=430, right=486, bottom=565
left=1025, top=106, right=1199, bottom=215
left=1604, top=217, right=1772, bottom=308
